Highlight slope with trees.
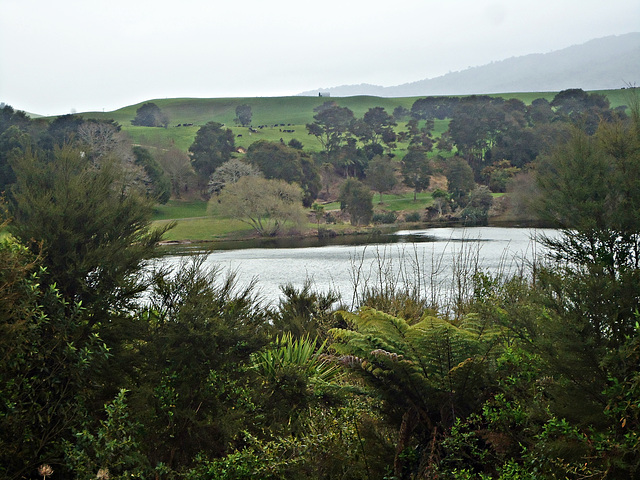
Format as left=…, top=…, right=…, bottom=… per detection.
left=1, top=91, right=639, bottom=479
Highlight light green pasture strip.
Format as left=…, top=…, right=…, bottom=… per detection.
left=154, top=217, right=255, bottom=242
left=152, top=200, right=209, bottom=221
left=375, top=192, right=434, bottom=212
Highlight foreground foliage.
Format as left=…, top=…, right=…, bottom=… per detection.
left=1, top=92, right=639, bottom=479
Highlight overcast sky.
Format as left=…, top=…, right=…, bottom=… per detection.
left=1, top=0, right=638, bottom=116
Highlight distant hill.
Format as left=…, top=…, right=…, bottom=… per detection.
left=300, top=33, right=640, bottom=97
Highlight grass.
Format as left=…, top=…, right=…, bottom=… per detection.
left=152, top=200, right=209, bottom=221
left=374, top=192, right=434, bottom=212
left=152, top=199, right=253, bottom=241
left=68, top=89, right=630, bottom=158
left=154, top=217, right=255, bottom=242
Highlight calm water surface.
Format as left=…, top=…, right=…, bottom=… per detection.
left=158, top=227, right=558, bottom=307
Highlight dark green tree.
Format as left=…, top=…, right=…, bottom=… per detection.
left=411, top=96, right=458, bottom=120
left=9, top=145, right=168, bottom=323
left=521, top=101, right=640, bottom=476
left=338, top=178, right=373, bottom=226
left=445, top=156, right=475, bottom=204
left=306, top=102, right=354, bottom=163
left=124, top=258, right=270, bottom=470
left=527, top=97, right=554, bottom=125
left=365, top=155, right=397, bottom=203
left=235, top=104, right=252, bottom=127
left=131, top=102, right=169, bottom=128
left=550, top=88, right=612, bottom=134
left=392, top=105, right=410, bottom=121
left=246, top=140, right=302, bottom=183
left=0, top=235, right=110, bottom=479
left=288, top=138, right=304, bottom=150
left=39, top=114, right=85, bottom=150
left=246, top=140, right=320, bottom=207
left=189, top=121, right=235, bottom=189
left=358, top=107, right=397, bottom=152
left=0, top=125, right=32, bottom=193
left=401, top=149, right=432, bottom=201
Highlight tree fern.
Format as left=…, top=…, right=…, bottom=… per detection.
left=331, top=307, right=505, bottom=476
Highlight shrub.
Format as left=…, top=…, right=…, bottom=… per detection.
left=372, top=211, right=397, bottom=224
left=404, top=211, right=421, bottom=222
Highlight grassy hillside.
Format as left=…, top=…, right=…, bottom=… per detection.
left=75, top=89, right=631, bottom=154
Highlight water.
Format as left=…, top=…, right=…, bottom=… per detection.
left=156, top=227, right=558, bottom=308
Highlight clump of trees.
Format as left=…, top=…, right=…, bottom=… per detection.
left=131, top=102, right=169, bottom=128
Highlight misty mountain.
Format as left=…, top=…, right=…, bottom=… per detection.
left=300, top=33, right=640, bottom=97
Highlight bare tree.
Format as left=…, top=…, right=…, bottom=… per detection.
left=157, top=148, right=195, bottom=198
left=208, top=158, right=261, bottom=195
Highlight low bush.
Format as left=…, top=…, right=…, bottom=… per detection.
left=372, top=211, right=397, bottom=224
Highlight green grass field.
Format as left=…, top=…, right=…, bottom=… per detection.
left=154, top=217, right=256, bottom=242
left=71, top=89, right=632, bottom=242
left=152, top=200, right=209, bottom=220
left=74, top=89, right=630, bottom=155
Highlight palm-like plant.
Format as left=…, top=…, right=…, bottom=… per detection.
left=253, top=332, right=343, bottom=386
left=331, top=307, right=504, bottom=476
left=252, top=333, right=346, bottom=437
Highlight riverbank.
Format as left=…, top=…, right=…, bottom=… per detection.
left=152, top=191, right=542, bottom=247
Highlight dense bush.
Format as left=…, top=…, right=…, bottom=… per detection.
left=404, top=211, right=421, bottom=222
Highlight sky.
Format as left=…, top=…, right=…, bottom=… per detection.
left=1, top=0, right=638, bottom=116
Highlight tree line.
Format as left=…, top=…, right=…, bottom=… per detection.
left=174, top=88, right=626, bottom=232
left=0, top=90, right=639, bottom=478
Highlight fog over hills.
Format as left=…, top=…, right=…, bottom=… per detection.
left=300, top=33, right=640, bottom=97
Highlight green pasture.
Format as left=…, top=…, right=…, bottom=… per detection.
left=154, top=217, right=255, bottom=242
left=152, top=200, right=209, bottom=220
left=374, top=192, right=435, bottom=212
left=73, top=89, right=631, bottom=133
left=73, top=89, right=629, bottom=155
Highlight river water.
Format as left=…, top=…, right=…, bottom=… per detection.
left=157, top=227, right=559, bottom=309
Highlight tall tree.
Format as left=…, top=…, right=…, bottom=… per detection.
left=445, top=156, right=475, bottom=204
left=189, top=122, right=235, bottom=190
left=338, top=178, right=373, bottom=226
left=365, top=155, right=398, bottom=203
left=9, top=145, right=168, bottom=322
left=357, top=107, right=397, bottom=154
left=246, top=140, right=320, bottom=207
left=401, top=149, right=432, bottom=201
left=131, top=102, right=169, bottom=128
left=306, top=102, right=354, bottom=163
left=234, top=104, right=252, bottom=126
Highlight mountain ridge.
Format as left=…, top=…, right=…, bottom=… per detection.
left=299, top=32, right=640, bottom=97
